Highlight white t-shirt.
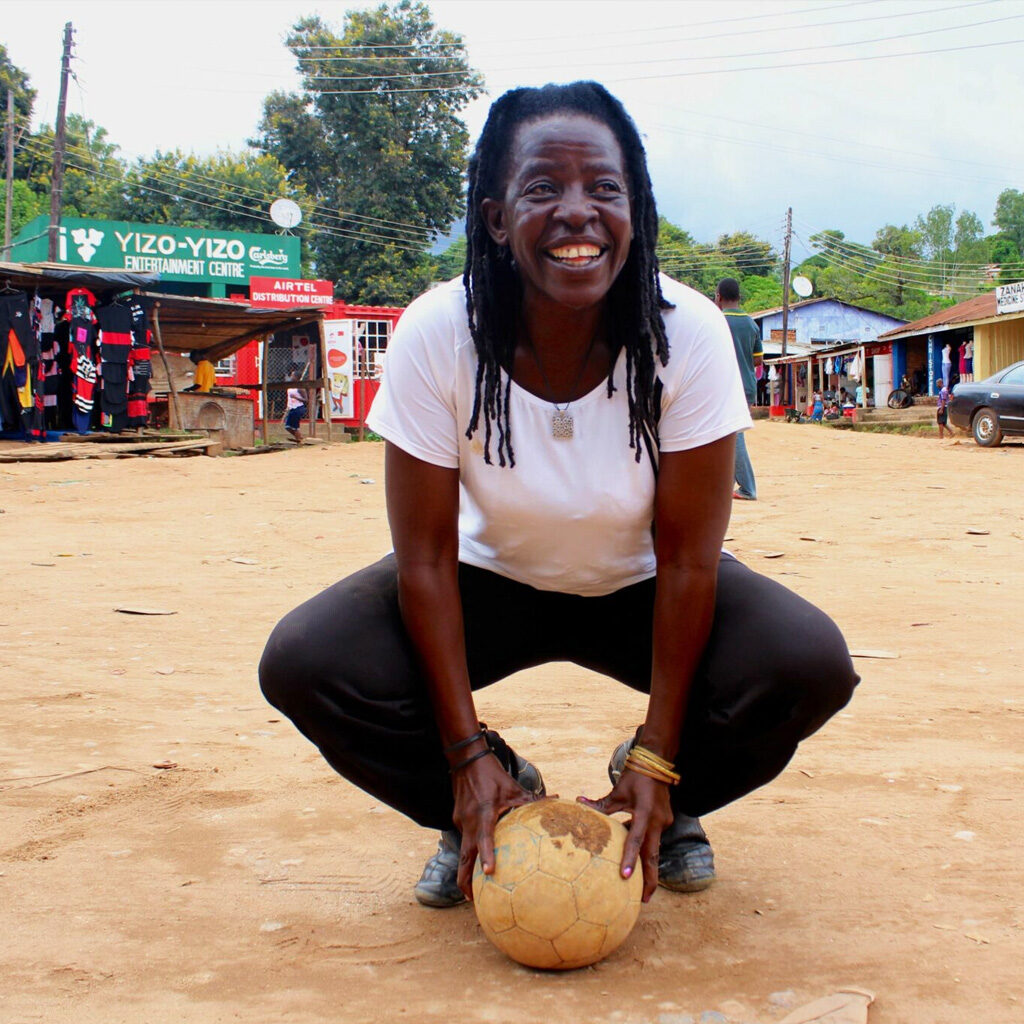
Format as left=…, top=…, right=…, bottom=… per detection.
left=367, top=275, right=751, bottom=597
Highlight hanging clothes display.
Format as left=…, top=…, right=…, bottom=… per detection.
left=66, top=287, right=100, bottom=435
left=127, top=298, right=152, bottom=428
left=0, top=290, right=39, bottom=435
left=97, top=301, right=133, bottom=432
left=36, top=296, right=62, bottom=428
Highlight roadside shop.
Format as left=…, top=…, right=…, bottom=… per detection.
left=0, top=261, right=326, bottom=450
left=877, top=286, right=1024, bottom=394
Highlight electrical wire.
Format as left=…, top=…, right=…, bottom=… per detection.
left=794, top=215, right=1024, bottom=271
left=293, top=1, right=887, bottom=51
left=12, top=118, right=440, bottom=244
left=607, top=33, right=1024, bottom=87
left=306, top=29, right=1024, bottom=95
left=637, top=103, right=1023, bottom=181
left=304, top=4, right=1015, bottom=84
left=795, top=230, right=1011, bottom=292
left=16, top=135, right=433, bottom=254
left=299, top=1, right=990, bottom=70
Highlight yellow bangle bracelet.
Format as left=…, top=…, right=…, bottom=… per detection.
left=624, top=762, right=679, bottom=786
left=632, top=744, right=676, bottom=772
left=624, top=753, right=680, bottom=785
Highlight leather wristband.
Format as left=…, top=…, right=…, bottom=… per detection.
left=449, top=747, right=497, bottom=775
left=443, top=726, right=487, bottom=756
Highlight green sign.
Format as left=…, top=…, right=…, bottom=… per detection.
left=12, top=215, right=300, bottom=284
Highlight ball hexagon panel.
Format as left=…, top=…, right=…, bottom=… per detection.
left=600, top=895, right=642, bottom=957
left=510, top=872, right=577, bottom=941
left=576, top=855, right=639, bottom=925
left=551, top=918, right=608, bottom=967
left=537, top=834, right=591, bottom=882
left=491, top=826, right=541, bottom=886
left=474, top=877, right=516, bottom=933
left=492, top=928, right=560, bottom=970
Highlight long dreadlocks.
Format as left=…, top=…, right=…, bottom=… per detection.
left=463, top=81, right=673, bottom=468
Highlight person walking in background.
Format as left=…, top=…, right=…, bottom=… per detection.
left=715, top=278, right=762, bottom=500
left=284, top=370, right=307, bottom=444
left=935, top=377, right=952, bottom=440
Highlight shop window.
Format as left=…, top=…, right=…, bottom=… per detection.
left=355, top=320, right=391, bottom=377
left=214, top=354, right=237, bottom=377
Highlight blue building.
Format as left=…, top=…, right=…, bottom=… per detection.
left=751, top=297, right=906, bottom=352
left=749, top=298, right=907, bottom=408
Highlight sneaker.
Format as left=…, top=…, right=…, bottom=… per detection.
left=607, top=733, right=716, bottom=893
left=414, top=731, right=545, bottom=908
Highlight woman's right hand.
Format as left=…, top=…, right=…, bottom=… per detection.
left=451, top=753, right=544, bottom=899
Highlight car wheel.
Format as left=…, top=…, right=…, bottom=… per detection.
left=972, top=407, right=1003, bottom=447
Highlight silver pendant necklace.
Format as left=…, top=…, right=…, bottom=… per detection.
left=529, top=332, right=601, bottom=440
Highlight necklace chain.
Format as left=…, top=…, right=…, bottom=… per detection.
left=527, top=330, right=602, bottom=440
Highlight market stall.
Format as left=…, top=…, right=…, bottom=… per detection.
left=0, top=261, right=328, bottom=448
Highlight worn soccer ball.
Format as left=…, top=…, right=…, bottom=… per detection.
left=472, top=798, right=643, bottom=970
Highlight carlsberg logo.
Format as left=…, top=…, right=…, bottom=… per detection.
left=249, top=246, right=289, bottom=268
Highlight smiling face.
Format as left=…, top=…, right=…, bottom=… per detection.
left=481, top=113, right=633, bottom=316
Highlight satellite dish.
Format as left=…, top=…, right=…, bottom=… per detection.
left=791, top=275, right=813, bottom=298
left=270, top=198, right=302, bottom=231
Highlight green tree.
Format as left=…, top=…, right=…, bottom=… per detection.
left=0, top=179, right=45, bottom=237
left=432, top=235, right=465, bottom=281
left=252, top=2, right=483, bottom=304
left=716, top=231, right=777, bottom=277
left=740, top=275, right=782, bottom=312
left=872, top=223, right=923, bottom=308
left=20, top=115, right=125, bottom=219
left=110, top=149, right=306, bottom=235
left=949, top=209, right=988, bottom=298
left=989, top=232, right=1022, bottom=284
left=993, top=188, right=1024, bottom=254
left=655, top=218, right=778, bottom=298
left=0, top=44, right=36, bottom=123
left=914, top=203, right=956, bottom=295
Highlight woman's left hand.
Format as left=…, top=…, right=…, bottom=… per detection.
left=579, top=772, right=674, bottom=902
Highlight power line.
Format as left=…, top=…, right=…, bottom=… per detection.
left=17, top=135, right=433, bottom=254
left=635, top=98, right=1023, bottom=180
left=293, top=1, right=886, bottom=51
left=12, top=119, right=440, bottom=244
left=794, top=216, right=1024, bottom=271
left=299, top=1, right=988, bottom=68
left=298, top=8, right=1021, bottom=84
left=796, top=231, right=1012, bottom=292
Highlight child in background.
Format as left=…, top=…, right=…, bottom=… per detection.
left=285, top=372, right=307, bottom=444
left=935, top=377, right=952, bottom=440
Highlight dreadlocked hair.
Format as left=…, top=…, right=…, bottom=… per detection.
left=463, top=80, right=673, bottom=467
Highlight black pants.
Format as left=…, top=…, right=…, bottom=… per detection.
left=259, top=555, right=858, bottom=832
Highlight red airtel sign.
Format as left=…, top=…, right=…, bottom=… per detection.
left=249, top=276, right=334, bottom=307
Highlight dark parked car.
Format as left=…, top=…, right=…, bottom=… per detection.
left=949, top=359, right=1024, bottom=447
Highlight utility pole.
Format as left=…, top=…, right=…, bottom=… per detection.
left=3, top=90, right=13, bottom=260
left=47, top=21, right=73, bottom=262
left=780, top=206, right=793, bottom=403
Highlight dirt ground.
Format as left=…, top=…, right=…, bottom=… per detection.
left=2, top=424, right=1022, bottom=1024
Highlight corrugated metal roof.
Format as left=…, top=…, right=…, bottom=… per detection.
left=746, top=296, right=906, bottom=322
left=877, top=293, right=998, bottom=339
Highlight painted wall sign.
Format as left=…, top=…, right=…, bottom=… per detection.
left=249, top=276, right=334, bottom=307
left=324, top=319, right=354, bottom=420
left=11, top=215, right=300, bottom=284
left=995, top=281, right=1024, bottom=315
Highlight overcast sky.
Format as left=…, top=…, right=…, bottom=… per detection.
left=7, top=0, right=1024, bottom=260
